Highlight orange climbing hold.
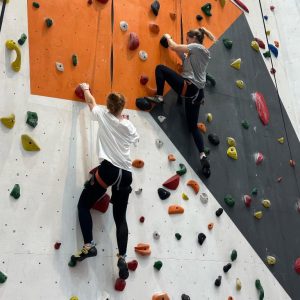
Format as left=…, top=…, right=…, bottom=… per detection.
left=168, top=154, right=176, bottom=161
left=152, top=292, right=170, bottom=300
left=187, top=180, right=199, bottom=194
left=208, top=222, right=214, bottom=230
left=228, top=297, right=234, bottom=300
left=169, top=12, right=176, bottom=20
left=274, top=40, right=279, bottom=48
left=163, top=174, right=180, bottom=190
left=197, top=122, right=207, bottom=133
left=132, top=159, right=144, bottom=168
left=134, top=243, right=151, bottom=256
left=168, top=205, right=184, bottom=214
left=149, top=22, right=160, bottom=34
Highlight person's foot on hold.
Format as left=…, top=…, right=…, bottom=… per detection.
left=71, top=244, right=97, bottom=262
left=200, top=155, right=211, bottom=178
left=117, top=256, right=129, bottom=280
left=145, top=95, right=164, bottom=104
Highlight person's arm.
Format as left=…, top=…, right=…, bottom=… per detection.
left=164, top=34, right=189, bottom=55
left=79, top=83, right=97, bottom=111
left=200, top=27, right=217, bottom=43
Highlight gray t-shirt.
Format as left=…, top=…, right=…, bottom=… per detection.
left=181, top=43, right=210, bottom=89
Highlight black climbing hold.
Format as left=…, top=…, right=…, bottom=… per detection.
left=160, top=36, right=169, bottom=48
left=136, top=98, right=152, bottom=111
left=158, top=188, right=171, bottom=200
left=223, top=38, right=233, bottom=49
left=26, top=111, right=38, bottom=128
left=175, top=233, right=182, bottom=240
left=204, top=147, right=210, bottom=156
left=215, top=275, right=222, bottom=287
left=10, top=184, right=20, bottom=199
left=72, top=54, right=78, bottom=66
left=215, top=208, right=223, bottom=217
left=176, top=163, right=187, bottom=176
left=0, top=271, right=7, bottom=284
left=206, top=73, right=216, bottom=86
left=18, top=33, right=27, bottom=46
left=32, top=2, right=40, bottom=8
left=181, top=294, right=191, bottom=300
left=198, top=233, right=206, bottom=245
left=208, top=133, right=220, bottom=146
left=151, top=0, right=160, bottom=16
left=153, top=260, right=163, bottom=270
left=196, top=14, right=203, bottom=21
left=201, top=3, right=212, bottom=16
left=223, top=263, right=232, bottom=273
left=45, top=18, right=53, bottom=27
left=231, top=249, right=237, bottom=261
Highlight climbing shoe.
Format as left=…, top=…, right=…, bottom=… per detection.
left=201, top=156, right=211, bottom=178
left=145, top=96, right=164, bottom=104
left=71, top=245, right=97, bottom=262
left=117, top=256, right=129, bottom=280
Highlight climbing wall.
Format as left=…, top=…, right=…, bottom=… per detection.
left=0, top=0, right=299, bottom=299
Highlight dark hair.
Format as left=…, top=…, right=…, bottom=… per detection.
left=187, top=28, right=205, bottom=44
left=107, top=92, right=125, bottom=115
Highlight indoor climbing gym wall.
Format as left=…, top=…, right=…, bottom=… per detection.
left=0, top=0, right=299, bottom=299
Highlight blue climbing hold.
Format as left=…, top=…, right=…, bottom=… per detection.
left=263, top=16, right=268, bottom=21
left=268, top=44, right=278, bottom=57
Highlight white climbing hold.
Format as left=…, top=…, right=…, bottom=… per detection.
left=158, top=116, right=166, bottom=123
left=56, top=62, right=64, bottom=72
left=135, top=188, right=143, bottom=195
left=139, top=50, right=148, bottom=61
left=153, top=231, right=160, bottom=239
left=155, top=139, right=163, bottom=148
left=119, top=21, right=128, bottom=32
left=200, top=192, right=208, bottom=204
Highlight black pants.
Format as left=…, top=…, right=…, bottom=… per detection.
left=155, top=64, right=204, bottom=153
left=77, top=160, right=132, bottom=256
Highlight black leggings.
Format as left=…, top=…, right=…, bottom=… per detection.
left=155, top=64, right=204, bottom=153
left=77, top=160, right=132, bottom=256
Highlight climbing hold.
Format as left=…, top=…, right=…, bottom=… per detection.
left=128, top=32, right=139, bottom=50
left=155, top=139, right=163, bottom=148
left=204, top=147, right=210, bottom=155
left=168, top=154, right=176, bottom=161
left=134, top=243, right=151, bottom=256
left=175, top=233, right=182, bottom=240
left=263, top=51, right=271, bottom=58
left=168, top=205, right=184, bottom=214
left=253, top=92, right=270, bottom=125
left=289, top=160, right=296, bottom=167
left=0, top=271, right=7, bottom=284
left=231, top=249, right=237, bottom=261
left=181, top=294, right=190, bottom=300
left=227, top=137, right=236, bottom=147
left=149, top=22, right=160, bottom=34
left=45, top=18, right=53, bottom=27
left=219, top=0, right=226, bottom=7
left=182, top=193, right=189, bottom=201
left=198, top=233, right=206, bottom=245
left=224, top=194, right=235, bottom=207
left=196, top=15, right=203, bottom=22
left=72, top=54, right=78, bottom=66
left=115, top=278, right=126, bottom=291
left=10, top=184, right=20, bottom=199
left=270, top=67, right=276, bottom=74
left=75, top=84, right=91, bottom=100
left=243, top=195, right=252, bottom=207
left=236, top=278, right=242, bottom=290
left=262, top=199, right=271, bottom=208
left=153, top=261, right=163, bottom=271
left=18, top=33, right=27, bottom=46
left=241, top=120, right=249, bottom=129
left=139, top=50, right=148, bottom=61
left=160, top=36, right=169, bottom=48
left=274, top=41, right=279, bottom=48
left=233, top=0, right=249, bottom=13
left=152, top=293, right=170, bottom=300
left=135, top=188, right=143, bottom=195
left=176, top=163, right=187, bottom=176
left=157, top=188, right=170, bottom=200
left=21, top=134, right=40, bottom=151
left=268, top=44, right=278, bottom=57
left=277, top=177, right=283, bottom=183
left=230, top=58, right=241, bottom=70
left=223, top=263, right=232, bottom=273
left=158, top=116, right=166, bottom=123
left=88, top=0, right=93, bottom=5
left=214, top=275, right=222, bottom=287
left=251, top=187, right=258, bottom=196
left=68, top=258, right=77, bottom=267
left=206, top=113, right=213, bottom=122
left=169, top=12, right=176, bottom=20
left=266, top=31, right=271, bottom=36
left=197, top=122, right=207, bottom=133
left=187, top=180, right=199, bottom=194
left=153, top=231, right=160, bottom=239
left=208, top=222, right=214, bottom=230
left=70, top=297, right=78, bottom=300
left=201, top=3, right=212, bottom=16
left=227, top=147, right=238, bottom=160
left=294, top=258, right=300, bottom=274
left=163, top=174, right=180, bottom=190
left=223, top=38, right=233, bottom=49
left=132, top=159, right=144, bottom=168
left=6, top=40, right=21, bottom=72
left=151, top=0, right=160, bottom=16
left=256, top=152, right=264, bottom=165
left=1, top=113, right=15, bottom=129
left=32, top=2, right=40, bottom=8
left=270, top=5, right=275, bottom=11
left=254, top=211, right=263, bottom=219
left=251, top=41, right=259, bottom=52
left=215, top=208, right=223, bottom=217
left=255, top=279, right=264, bottom=300
left=136, top=98, right=151, bottom=111
left=236, top=80, right=245, bottom=89
left=92, top=193, right=110, bottom=213
left=266, top=256, right=276, bottom=265
left=139, top=216, right=145, bottom=223
left=56, top=62, right=64, bottom=72
left=54, top=242, right=61, bottom=250
left=127, top=260, right=138, bottom=271
left=263, top=16, right=268, bottom=20
left=26, top=111, right=38, bottom=128
left=200, top=193, right=208, bottom=204
left=254, top=38, right=266, bottom=49
left=119, top=21, right=128, bottom=32
left=208, top=133, right=220, bottom=146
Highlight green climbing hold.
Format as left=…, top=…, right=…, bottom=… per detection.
left=68, top=258, right=77, bottom=267
left=72, top=54, right=78, bottom=66
left=32, top=2, right=40, bottom=8
left=201, top=3, right=212, bottom=16
left=224, top=194, right=235, bottom=207
left=231, top=249, right=237, bottom=261
left=204, top=147, right=210, bottom=156
left=206, top=73, right=216, bottom=86
left=45, top=18, right=53, bottom=27
left=26, top=111, right=38, bottom=128
left=263, top=51, right=271, bottom=58
left=18, top=33, right=27, bottom=46
left=241, top=120, right=249, bottom=129
left=10, top=184, right=20, bottom=199
left=223, top=38, right=233, bottom=49
left=255, top=279, right=264, bottom=300
left=1, top=113, right=15, bottom=129
left=154, top=260, right=163, bottom=271
left=0, top=271, right=7, bottom=284
left=175, top=233, right=182, bottom=240
left=176, top=163, right=187, bottom=176
left=251, top=187, right=258, bottom=196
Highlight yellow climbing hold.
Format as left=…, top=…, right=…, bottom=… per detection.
left=182, top=193, right=189, bottom=200
left=227, top=147, right=238, bottom=160
left=5, top=40, right=21, bottom=72
left=21, top=134, right=40, bottom=151
left=266, top=256, right=277, bottom=265
left=1, top=113, right=15, bottom=129
left=266, top=30, right=271, bottom=36
left=254, top=211, right=263, bottom=219
left=70, top=297, right=79, bottom=300
left=262, top=199, right=271, bottom=208
left=206, top=113, right=213, bottom=123
left=277, top=137, right=284, bottom=144
left=230, top=58, right=241, bottom=70
left=219, top=0, right=226, bottom=7
left=227, top=137, right=236, bottom=147
left=236, top=80, right=245, bottom=89
left=251, top=41, right=259, bottom=52
left=236, top=278, right=242, bottom=291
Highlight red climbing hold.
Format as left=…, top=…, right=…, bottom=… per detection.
left=139, top=216, right=145, bottom=223
left=233, top=0, right=249, bottom=13
left=75, top=85, right=91, bottom=100
left=128, top=260, right=138, bottom=271
left=254, top=38, right=266, bottom=49
left=128, top=32, right=139, bottom=50
left=97, top=0, right=109, bottom=3
left=243, top=195, right=252, bottom=207
left=115, top=278, right=126, bottom=291
left=140, top=75, right=149, bottom=85
left=270, top=5, right=275, bottom=11
left=92, top=194, right=110, bottom=213
left=54, top=242, right=61, bottom=250
left=256, top=152, right=264, bottom=165
left=162, top=174, right=180, bottom=190
left=294, top=258, right=300, bottom=274
left=253, top=92, right=270, bottom=125
left=270, top=68, right=276, bottom=74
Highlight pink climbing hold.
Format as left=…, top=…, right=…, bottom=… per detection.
left=256, top=152, right=264, bottom=165
left=140, top=75, right=149, bottom=85
left=294, top=258, right=300, bottom=274
left=92, top=194, right=110, bottom=213
left=162, top=174, right=180, bottom=190
left=243, top=195, right=252, bottom=207
left=233, top=0, right=249, bottom=13
left=254, top=38, right=266, bottom=49
left=128, top=32, right=139, bottom=50
left=253, top=92, right=270, bottom=125
left=115, top=278, right=126, bottom=291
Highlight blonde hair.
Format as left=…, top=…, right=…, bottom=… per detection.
left=106, top=92, right=125, bottom=115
